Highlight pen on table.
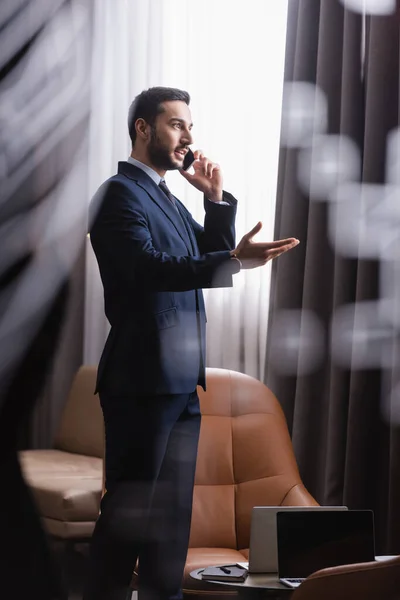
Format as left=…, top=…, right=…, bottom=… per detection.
left=220, top=566, right=231, bottom=574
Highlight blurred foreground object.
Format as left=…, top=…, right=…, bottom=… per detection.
left=0, top=0, right=92, bottom=597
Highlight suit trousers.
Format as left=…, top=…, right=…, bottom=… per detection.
left=83, top=391, right=201, bottom=600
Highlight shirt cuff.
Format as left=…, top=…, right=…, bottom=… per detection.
left=230, top=256, right=242, bottom=273
left=205, top=191, right=238, bottom=206
left=210, top=200, right=230, bottom=205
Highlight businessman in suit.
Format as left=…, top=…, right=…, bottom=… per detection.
left=84, top=86, right=298, bottom=600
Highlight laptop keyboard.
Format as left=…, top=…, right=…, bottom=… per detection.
left=279, top=578, right=305, bottom=588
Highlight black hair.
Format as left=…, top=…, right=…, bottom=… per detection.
left=128, top=86, right=190, bottom=145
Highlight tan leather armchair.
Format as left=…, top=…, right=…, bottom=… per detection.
left=180, top=367, right=318, bottom=597
left=19, top=366, right=103, bottom=542
left=291, top=555, right=400, bottom=600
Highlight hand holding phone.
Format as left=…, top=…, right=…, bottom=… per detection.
left=180, top=149, right=223, bottom=201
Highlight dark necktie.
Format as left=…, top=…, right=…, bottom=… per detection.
left=159, top=179, right=197, bottom=255
left=159, top=179, right=176, bottom=206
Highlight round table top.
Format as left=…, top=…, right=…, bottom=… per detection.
left=190, top=557, right=398, bottom=592
left=190, top=567, right=292, bottom=591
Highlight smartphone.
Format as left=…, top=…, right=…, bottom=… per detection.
left=183, top=148, right=195, bottom=171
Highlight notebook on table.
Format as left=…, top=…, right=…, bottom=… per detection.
left=277, top=510, right=375, bottom=589
left=201, top=564, right=247, bottom=582
left=247, top=505, right=348, bottom=573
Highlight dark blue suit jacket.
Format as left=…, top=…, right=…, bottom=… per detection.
left=90, top=161, right=238, bottom=396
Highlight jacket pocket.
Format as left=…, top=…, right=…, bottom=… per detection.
left=154, top=306, right=178, bottom=330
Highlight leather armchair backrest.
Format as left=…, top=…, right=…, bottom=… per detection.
left=189, top=368, right=315, bottom=550
left=291, top=556, right=400, bottom=600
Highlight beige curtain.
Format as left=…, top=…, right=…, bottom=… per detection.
left=83, top=0, right=289, bottom=381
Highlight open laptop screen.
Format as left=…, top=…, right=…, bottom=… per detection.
left=277, top=510, right=375, bottom=579
left=248, top=505, right=347, bottom=573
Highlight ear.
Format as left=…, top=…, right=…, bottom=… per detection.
left=135, top=118, right=150, bottom=141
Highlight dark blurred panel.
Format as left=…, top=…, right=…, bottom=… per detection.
left=0, top=0, right=92, bottom=596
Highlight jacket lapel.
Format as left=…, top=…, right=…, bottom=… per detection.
left=176, top=202, right=199, bottom=256
left=118, top=161, right=193, bottom=254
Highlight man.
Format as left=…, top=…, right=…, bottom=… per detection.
left=85, top=86, right=298, bottom=600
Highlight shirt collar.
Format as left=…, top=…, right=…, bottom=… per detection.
left=127, top=156, right=163, bottom=185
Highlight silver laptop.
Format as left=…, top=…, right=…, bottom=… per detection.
left=277, top=509, right=375, bottom=588
left=247, top=505, right=348, bottom=573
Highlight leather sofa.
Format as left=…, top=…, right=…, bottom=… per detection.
left=19, top=366, right=104, bottom=541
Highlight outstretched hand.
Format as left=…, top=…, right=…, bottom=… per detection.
left=232, top=222, right=299, bottom=269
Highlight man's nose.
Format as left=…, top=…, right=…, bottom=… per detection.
left=181, top=129, right=193, bottom=145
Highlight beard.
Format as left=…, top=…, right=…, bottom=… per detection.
left=147, top=127, right=182, bottom=171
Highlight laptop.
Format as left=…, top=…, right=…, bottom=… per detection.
left=277, top=510, right=375, bottom=588
left=247, top=505, right=348, bottom=573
